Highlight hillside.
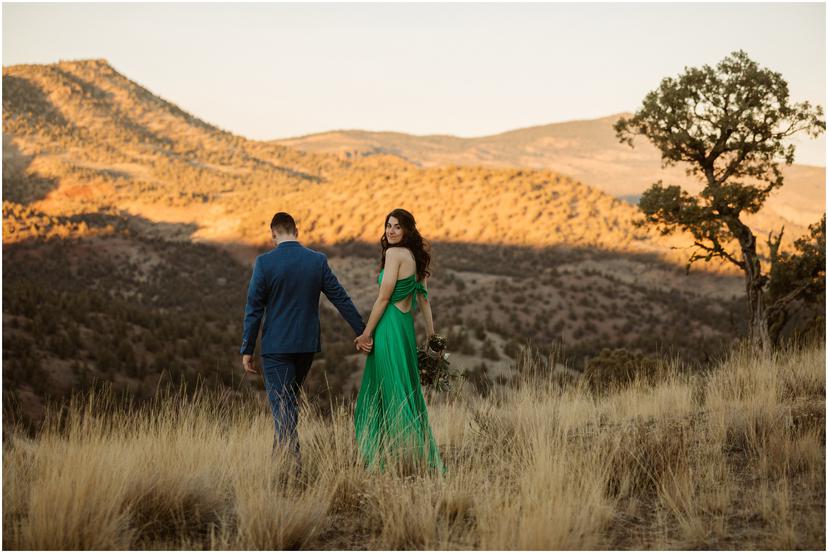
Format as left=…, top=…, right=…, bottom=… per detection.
left=273, top=114, right=825, bottom=233
left=5, top=60, right=804, bottom=264
left=6, top=58, right=812, bottom=426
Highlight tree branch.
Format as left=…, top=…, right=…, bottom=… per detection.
left=691, top=239, right=745, bottom=270
left=766, top=281, right=811, bottom=320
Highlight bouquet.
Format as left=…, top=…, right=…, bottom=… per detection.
left=417, top=334, right=461, bottom=392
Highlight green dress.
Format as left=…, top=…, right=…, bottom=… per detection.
left=354, top=269, right=447, bottom=475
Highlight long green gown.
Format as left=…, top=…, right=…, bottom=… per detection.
left=354, top=269, right=447, bottom=475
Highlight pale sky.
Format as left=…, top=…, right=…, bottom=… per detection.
left=3, top=2, right=826, bottom=165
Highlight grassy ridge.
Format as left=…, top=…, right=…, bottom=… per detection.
left=4, top=340, right=823, bottom=549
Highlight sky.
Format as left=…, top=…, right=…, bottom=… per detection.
left=3, top=2, right=826, bottom=165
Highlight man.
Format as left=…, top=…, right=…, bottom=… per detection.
left=240, top=212, right=371, bottom=471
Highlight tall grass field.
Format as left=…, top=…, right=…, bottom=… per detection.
left=3, top=341, right=824, bottom=549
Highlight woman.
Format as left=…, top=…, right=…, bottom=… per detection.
left=353, top=209, right=446, bottom=475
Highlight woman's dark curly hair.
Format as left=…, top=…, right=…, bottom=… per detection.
left=380, top=208, right=431, bottom=282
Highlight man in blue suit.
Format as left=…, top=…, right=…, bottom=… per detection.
left=240, top=212, right=370, bottom=469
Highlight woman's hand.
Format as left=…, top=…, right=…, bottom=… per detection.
left=354, top=334, right=374, bottom=353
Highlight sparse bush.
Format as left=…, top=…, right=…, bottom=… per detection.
left=582, top=347, right=662, bottom=393
left=503, top=339, right=521, bottom=360
left=481, top=339, right=500, bottom=361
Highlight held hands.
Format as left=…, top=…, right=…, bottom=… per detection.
left=354, top=333, right=374, bottom=354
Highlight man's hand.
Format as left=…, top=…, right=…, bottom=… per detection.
left=354, top=334, right=373, bottom=353
left=242, top=354, right=257, bottom=375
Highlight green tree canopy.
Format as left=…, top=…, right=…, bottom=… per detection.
left=615, top=50, right=825, bottom=349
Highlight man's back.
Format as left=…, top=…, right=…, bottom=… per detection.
left=240, top=241, right=365, bottom=355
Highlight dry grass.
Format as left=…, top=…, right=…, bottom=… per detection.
left=3, top=341, right=824, bottom=549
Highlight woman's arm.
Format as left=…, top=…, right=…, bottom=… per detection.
left=419, top=277, right=435, bottom=341
left=357, top=250, right=402, bottom=345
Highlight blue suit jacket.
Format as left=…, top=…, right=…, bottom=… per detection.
left=240, top=241, right=366, bottom=355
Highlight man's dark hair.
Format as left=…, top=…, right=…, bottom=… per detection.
left=270, top=212, right=297, bottom=235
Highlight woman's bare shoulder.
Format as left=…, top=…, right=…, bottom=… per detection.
left=386, top=246, right=413, bottom=258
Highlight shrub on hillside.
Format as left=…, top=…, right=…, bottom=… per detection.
left=481, top=338, right=500, bottom=361
left=583, top=347, right=662, bottom=393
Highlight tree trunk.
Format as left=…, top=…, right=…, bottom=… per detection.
left=727, top=216, right=772, bottom=352
left=767, top=303, right=790, bottom=348
left=746, top=277, right=771, bottom=351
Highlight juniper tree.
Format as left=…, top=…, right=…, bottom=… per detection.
left=615, top=50, right=825, bottom=350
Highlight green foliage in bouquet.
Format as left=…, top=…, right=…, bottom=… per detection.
left=417, top=334, right=462, bottom=392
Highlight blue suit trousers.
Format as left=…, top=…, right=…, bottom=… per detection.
left=261, top=352, right=315, bottom=467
